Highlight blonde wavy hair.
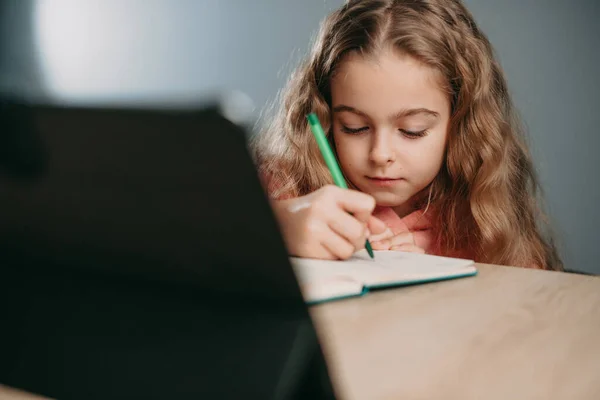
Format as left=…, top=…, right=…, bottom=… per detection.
left=250, top=0, right=562, bottom=270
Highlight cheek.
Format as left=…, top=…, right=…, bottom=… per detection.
left=333, top=132, right=366, bottom=174
left=427, top=139, right=447, bottom=169
left=408, top=134, right=447, bottom=176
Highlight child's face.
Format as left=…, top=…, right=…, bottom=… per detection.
left=330, top=49, right=450, bottom=216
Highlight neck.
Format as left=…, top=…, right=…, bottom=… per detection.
left=394, top=184, right=434, bottom=218
left=392, top=201, right=415, bottom=219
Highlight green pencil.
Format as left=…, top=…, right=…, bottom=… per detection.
left=306, top=113, right=375, bottom=259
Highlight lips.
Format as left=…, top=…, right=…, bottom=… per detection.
left=368, top=176, right=401, bottom=180
left=366, top=176, right=403, bottom=187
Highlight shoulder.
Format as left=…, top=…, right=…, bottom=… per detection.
left=258, top=168, right=295, bottom=200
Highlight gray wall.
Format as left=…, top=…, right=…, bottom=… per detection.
left=2, top=0, right=343, bottom=108
left=2, top=0, right=598, bottom=273
left=464, top=0, right=600, bottom=273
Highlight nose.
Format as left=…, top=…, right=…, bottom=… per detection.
left=369, top=129, right=396, bottom=165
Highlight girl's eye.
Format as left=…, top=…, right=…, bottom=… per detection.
left=400, top=129, right=428, bottom=139
left=341, top=125, right=369, bottom=134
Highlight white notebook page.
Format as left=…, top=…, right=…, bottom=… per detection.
left=291, top=250, right=476, bottom=288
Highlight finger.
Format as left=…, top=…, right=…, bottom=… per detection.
left=328, top=187, right=376, bottom=222
left=412, top=230, right=434, bottom=250
left=369, top=227, right=394, bottom=243
left=388, top=232, right=415, bottom=247
left=390, top=243, right=425, bottom=253
left=370, top=239, right=391, bottom=250
left=289, top=229, right=338, bottom=260
left=322, top=228, right=357, bottom=260
left=313, top=244, right=339, bottom=260
left=290, top=241, right=337, bottom=260
left=371, top=232, right=414, bottom=250
left=367, top=216, right=387, bottom=236
left=327, top=209, right=368, bottom=250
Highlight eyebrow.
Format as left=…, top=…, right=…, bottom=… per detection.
left=332, top=105, right=440, bottom=120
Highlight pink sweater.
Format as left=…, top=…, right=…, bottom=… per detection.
left=371, top=206, right=474, bottom=260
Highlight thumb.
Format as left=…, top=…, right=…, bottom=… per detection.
left=335, top=189, right=376, bottom=222
left=366, top=216, right=387, bottom=236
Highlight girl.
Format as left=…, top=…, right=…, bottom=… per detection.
left=251, top=0, right=562, bottom=270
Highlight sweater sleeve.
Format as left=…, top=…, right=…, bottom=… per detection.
left=258, top=169, right=295, bottom=200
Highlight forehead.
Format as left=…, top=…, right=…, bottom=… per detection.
left=330, top=49, right=450, bottom=117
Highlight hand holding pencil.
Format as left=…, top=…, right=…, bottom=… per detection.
left=265, top=113, right=386, bottom=261
left=306, top=113, right=376, bottom=259
left=271, top=184, right=386, bottom=260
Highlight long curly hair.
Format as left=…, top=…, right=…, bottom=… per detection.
left=250, top=0, right=562, bottom=270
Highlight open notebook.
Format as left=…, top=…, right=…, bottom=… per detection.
left=290, top=250, right=477, bottom=304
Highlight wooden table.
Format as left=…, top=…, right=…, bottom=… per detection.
left=0, top=385, right=50, bottom=400
left=310, top=264, right=600, bottom=400
left=2, top=264, right=599, bottom=399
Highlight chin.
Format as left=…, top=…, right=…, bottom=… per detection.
left=352, top=180, right=414, bottom=207
left=370, top=192, right=411, bottom=208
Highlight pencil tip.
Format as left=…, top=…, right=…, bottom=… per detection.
left=365, top=240, right=374, bottom=259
